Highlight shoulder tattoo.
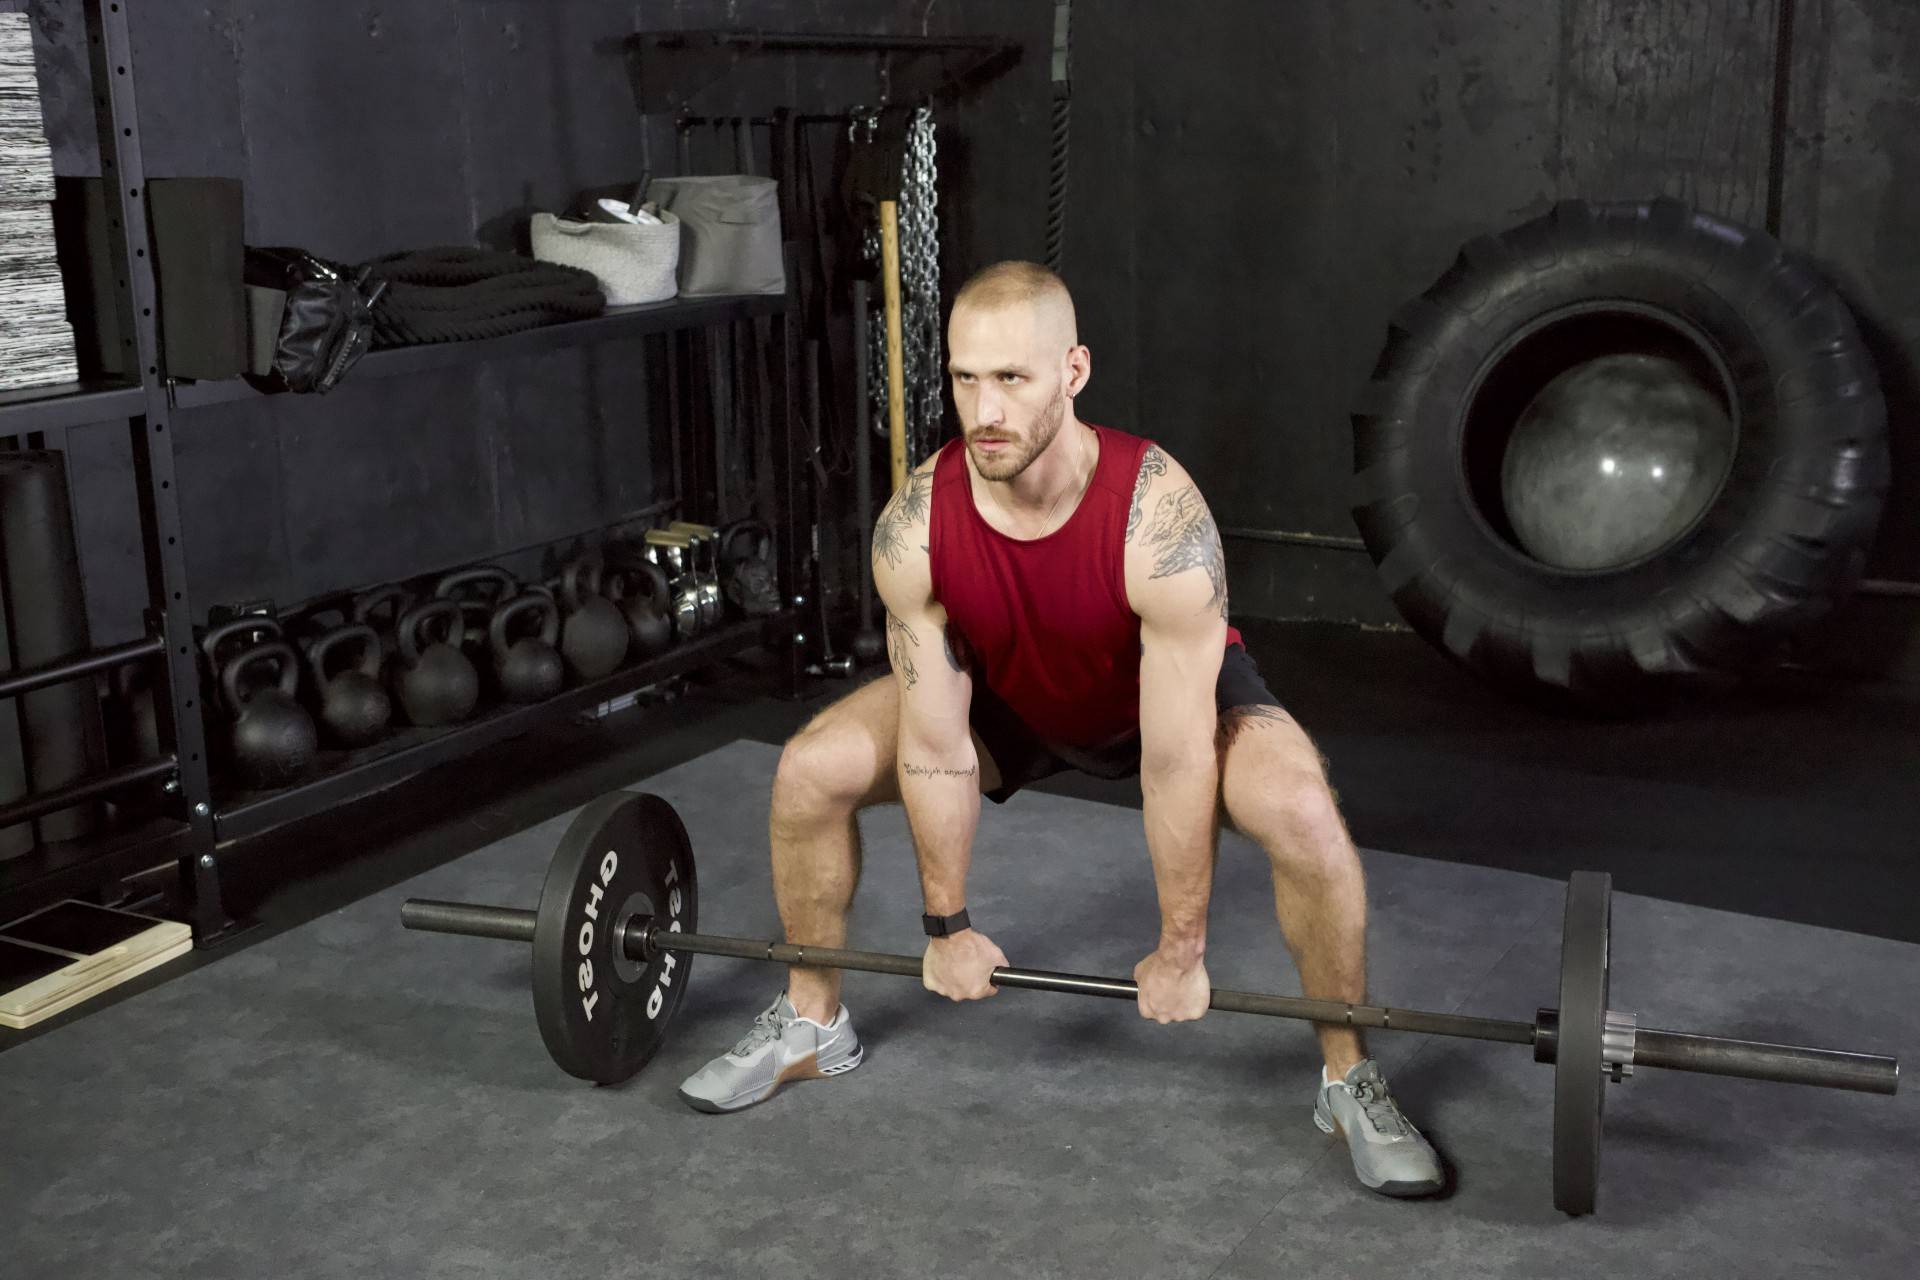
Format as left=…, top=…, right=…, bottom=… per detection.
left=1143, top=483, right=1229, bottom=619
left=1126, top=446, right=1168, bottom=543
left=873, top=470, right=934, bottom=571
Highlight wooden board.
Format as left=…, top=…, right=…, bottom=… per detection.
left=0, top=901, right=193, bottom=1029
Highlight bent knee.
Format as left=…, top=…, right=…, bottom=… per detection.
left=1233, top=768, right=1346, bottom=851
left=774, top=719, right=894, bottom=817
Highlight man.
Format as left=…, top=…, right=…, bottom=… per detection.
left=678, top=260, right=1443, bottom=1199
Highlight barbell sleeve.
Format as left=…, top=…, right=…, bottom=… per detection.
left=1631, top=1027, right=1897, bottom=1096
left=401, top=899, right=536, bottom=944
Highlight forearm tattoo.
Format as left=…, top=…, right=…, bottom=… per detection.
left=872, top=470, right=933, bottom=570
left=901, top=762, right=978, bottom=780
left=1143, top=484, right=1229, bottom=618
left=1126, top=446, right=1168, bottom=543
left=886, top=610, right=920, bottom=688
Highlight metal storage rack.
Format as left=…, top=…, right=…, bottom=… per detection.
left=0, top=0, right=803, bottom=942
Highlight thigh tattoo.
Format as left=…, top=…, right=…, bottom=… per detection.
left=1217, top=703, right=1335, bottom=798
left=1217, top=703, right=1294, bottom=745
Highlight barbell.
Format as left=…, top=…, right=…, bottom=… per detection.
left=398, top=790, right=1899, bottom=1217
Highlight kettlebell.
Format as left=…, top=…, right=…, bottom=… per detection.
left=434, top=566, right=517, bottom=672
left=353, top=585, right=417, bottom=662
left=556, top=558, right=630, bottom=679
left=305, top=623, right=392, bottom=748
left=287, top=597, right=353, bottom=711
left=489, top=592, right=565, bottom=703
left=394, top=599, right=480, bottom=726
left=200, top=616, right=287, bottom=738
left=640, top=530, right=703, bottom=640
left=602, top=560, right=674, bottom=658
left=219, top=641, right=319, bottom=789
left=201, top=615, right=284, bottom=673
left=668, top=521, right=725, bottom=629
left=719, top=518, right=781, bottom=617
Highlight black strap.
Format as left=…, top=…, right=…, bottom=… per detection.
left=922, top=908, right=971, bottom=938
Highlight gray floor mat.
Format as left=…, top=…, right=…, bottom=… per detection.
left=3, top=740, right=1913, bottom=1279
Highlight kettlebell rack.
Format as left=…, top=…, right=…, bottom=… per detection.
left=0, top=0, right=805, bottom=944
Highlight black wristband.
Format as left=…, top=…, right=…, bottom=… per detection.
left=922, top=908, right=971, bottom=938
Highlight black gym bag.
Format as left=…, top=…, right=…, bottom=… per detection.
left=243, top=246, right=386, bottom=395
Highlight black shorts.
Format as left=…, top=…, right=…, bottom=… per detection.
left=968, top=643, right=1283, bottom=804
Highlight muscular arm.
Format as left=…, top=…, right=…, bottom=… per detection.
left=1125, top=445, right=1230, bottom=960
left=873, top=463, right=979, bottom=917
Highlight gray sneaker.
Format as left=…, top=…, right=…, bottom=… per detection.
left=1313, top=1059, right=1445, bottom=1197
left=676, top=992, right=863, bottom=1113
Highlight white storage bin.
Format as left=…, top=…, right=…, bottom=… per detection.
left=529, top=207, right=681, bottom=306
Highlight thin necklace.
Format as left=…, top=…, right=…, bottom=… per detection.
left=1003, top=425, right=1090, bottom=536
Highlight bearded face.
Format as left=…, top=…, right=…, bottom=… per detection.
left=965, top=381, right=1068, bottom=482
left=948, top=296, right=1084, bottom=483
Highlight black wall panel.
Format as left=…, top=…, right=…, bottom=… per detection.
left=1553, top=0, right=1777, bottom=222
left=14, top=0, right=1918, bottom=668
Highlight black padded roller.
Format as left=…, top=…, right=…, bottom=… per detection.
left=0, top=452, right=108, bottom=845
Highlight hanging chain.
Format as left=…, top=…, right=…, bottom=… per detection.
left=901, top=105, right=943, bottom=465
left=861, top=105, right=943, bottom=468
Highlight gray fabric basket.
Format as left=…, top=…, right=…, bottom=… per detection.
left=644, top=175, right=785, bottom=297
left=530, top=209, right=681, bottom=306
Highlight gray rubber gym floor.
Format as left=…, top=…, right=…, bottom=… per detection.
left=4, top=739, right=1914, bottom=1279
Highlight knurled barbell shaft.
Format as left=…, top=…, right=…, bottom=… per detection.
left=400, top=900, right=1534, bottom=1041
left=638, top=923, right=1540, bottom=1045
left=396, top=898, right=1899, bottom=1097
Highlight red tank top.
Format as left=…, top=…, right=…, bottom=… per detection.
left=928, top=422, right=1243, bottom=749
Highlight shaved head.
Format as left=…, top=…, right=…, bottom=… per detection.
left=950, top=260, right=1078, bottom=354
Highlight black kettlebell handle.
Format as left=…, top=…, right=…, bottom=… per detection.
left=560, top=558, right=609, bottom=610
left=397, top=599, right=464, bottom=665
left=202, top=616, right=283, bottom=667
left=353, top=585, right=416, bottom=630
left=489, top=593, right=560, bottom=659
left=308, top=623, right=383, bottom=686
left=221, top=641, right=300, bottom=715
left=436, top=566, right=518, bottom=642
left=608, top=558, right=671, bottom=605
left=288, top=593, right=357, bottom=649
left=434, top=566, right=517, bottom=603
left=721, top=519, right=772, bottom=568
